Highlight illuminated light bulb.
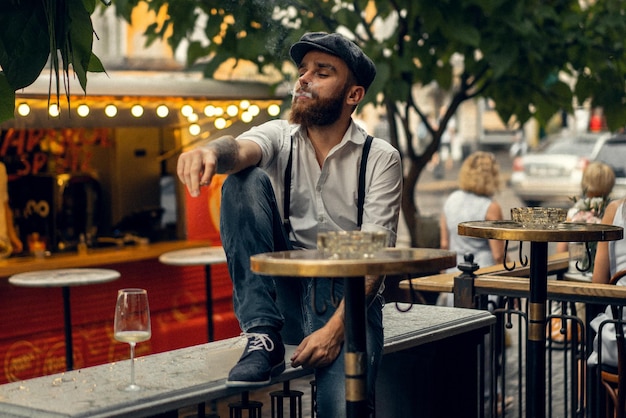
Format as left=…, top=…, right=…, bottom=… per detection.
left=156, top=105, right=169, bottom=118
left=239, top=100, right=250, bottom=109
left=17, top=103, right=30, bottom=116
left=189, top=123, right=201, bottom=136
left=187, top=113, right=199, bottom=123
left=204, top=105, right=216, bottom=117
left=241, top=111, right=253, bottom=123
left=226, top=104, right=239, bottom=117
left=131, top=104, right=144, bottom=117
left=214, top=107, right=224, bottom=116
left=214, top=117, right=227, bottom=130
left=268, top=104, right=281, bottom=116
left=104, top=104, right=118, bottom=117
left=49, top=104, right=60, bottom=117
left=77, top=104, right=90, bottom=117
left=181, top=104, right=194, bottom=117
left=248, top=104, right=260, bottom=116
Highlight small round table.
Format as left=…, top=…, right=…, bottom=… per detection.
left=250, top=247, right=456, bottom=418
left=9, top=268, right=121, bottom=371
left=458, top=220, right=623, bottom=418
left=158, top=246, right=227, bottom=342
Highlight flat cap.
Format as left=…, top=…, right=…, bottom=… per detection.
left=289, top=32, right=376, bottom=91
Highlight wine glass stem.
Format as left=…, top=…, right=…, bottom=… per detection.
left=129, top=342, right=136, bottom=386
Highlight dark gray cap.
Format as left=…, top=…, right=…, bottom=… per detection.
left=289, top=32, right=376, bottom=91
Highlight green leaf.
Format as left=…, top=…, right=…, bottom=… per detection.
left=88, top=52, right=106, bottom=73
left=68, top=0, right=96, bottom=92
left=0, top=73, right=15, bottom=124
left=0, top=1, right=49, bottom=90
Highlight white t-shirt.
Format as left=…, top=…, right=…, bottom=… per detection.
left=238, top=119, right=403, bottom=249
left=588, top=200, right=626, bottom=367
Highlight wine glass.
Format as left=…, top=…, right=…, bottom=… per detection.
left=114, top=288, right=151, bottom=391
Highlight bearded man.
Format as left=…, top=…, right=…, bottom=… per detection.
left=176, top=32, right=402, bottom=417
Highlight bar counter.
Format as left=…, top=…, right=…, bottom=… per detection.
left=0, top=240, right=240, bottom=385
left=0, top=240, right=213, bottom=278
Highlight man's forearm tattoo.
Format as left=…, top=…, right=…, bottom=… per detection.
left=209, top=136, right=239, bottom=173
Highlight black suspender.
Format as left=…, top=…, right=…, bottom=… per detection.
left=357, top=135, right=373, bottom=227
left=283, top=135, right=373, bottom=233
left=283, top=137, right=294, bottom=233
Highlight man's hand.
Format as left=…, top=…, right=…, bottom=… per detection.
left=290, top=318, right=344, bottom=369
left=177, top=147, right=218, bottom=197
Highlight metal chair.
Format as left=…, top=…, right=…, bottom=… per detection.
left=228, top=391, right=263, bottom=418
left=270, top=381, right=304, bottom=418
left=599, top=270, right=626, bottom=418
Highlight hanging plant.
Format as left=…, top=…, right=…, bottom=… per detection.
left=0, top=0, right=109, bottom=122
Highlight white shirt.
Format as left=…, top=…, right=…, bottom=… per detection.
left=238, top=119, right=403, bottom=249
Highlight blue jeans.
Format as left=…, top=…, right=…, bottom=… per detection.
left=220, top=167, right=384, bottom=417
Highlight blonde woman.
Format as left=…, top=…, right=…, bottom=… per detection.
left=440, top=151, right=505, bottom=278
left=556, top=161, right=615, bottom=253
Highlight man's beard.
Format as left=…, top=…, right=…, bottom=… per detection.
left=289, top=86, right=348, bottom=127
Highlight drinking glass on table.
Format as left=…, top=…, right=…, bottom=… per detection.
left=114, top=288, right=151, bottom=391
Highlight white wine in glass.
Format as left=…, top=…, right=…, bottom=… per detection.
left=114, top=288, right=151, bottom=391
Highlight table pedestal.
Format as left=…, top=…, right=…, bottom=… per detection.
left=344, top=278, right=367, bottom=416
left=528, top=242, right=548, bottom=418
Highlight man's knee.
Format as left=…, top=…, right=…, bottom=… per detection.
left=222, top=166, right=270, bottom=196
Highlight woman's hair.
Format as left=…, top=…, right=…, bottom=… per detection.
left=458, top=151, right=500, bottom=197
left=582, top=161, right=615, bottom=197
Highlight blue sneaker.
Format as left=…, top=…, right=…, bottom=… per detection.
left=226, top=331, right=286, bottom=387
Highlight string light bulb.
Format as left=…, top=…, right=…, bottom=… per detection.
left=268, top=104, right=281, bottom=116
left=181, top=104, right=194, bottom=117
left=104, top=104, right=118, bottom=117
left=189, top=123, right=201, bottom=136
left=204, top=105, right=216, bottom=117
left=226, top=104, right=239, bottom=117
left=49, top=104, right=60, bottom=117
left=248, top=104, right=260, bottom=116
left=17, top=102, right=30, bottom=116
left=241, top=111, right=253, bottom=123
left=156, top=104, right=169, bottom=118
left=214, top=117, right=227, bottom=129
left=131, top=104, right=144, bottom=118
left=77, top=104, right=90, bottom=117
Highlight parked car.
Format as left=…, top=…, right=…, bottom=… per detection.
left=510, top=132, right=626, bottom=206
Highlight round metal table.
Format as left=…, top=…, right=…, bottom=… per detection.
left=159, top=246, right=227, bottom=342
left=458, top=220, right=623, bottom=418
left=250, top=247, right=456, bottom=418
left=9, top=268, right=121, bottom=371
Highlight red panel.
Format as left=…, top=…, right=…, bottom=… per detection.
left=184, top=174, right=226, bottom=243
left=0, top=258, right=239, bottom=384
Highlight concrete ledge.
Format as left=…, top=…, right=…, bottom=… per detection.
left=0, top=305, right=494, bottom=418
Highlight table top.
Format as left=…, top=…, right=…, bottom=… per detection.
left=250, top=248, right=457, bottom=277
left=158, top=246, right=227, bottom=266
left=458, top=220, right=623, bottom=243
left=9, top=268, right=121, bottom=288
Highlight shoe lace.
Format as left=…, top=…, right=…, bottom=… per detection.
left=242, top=332, right=275, bottom=352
